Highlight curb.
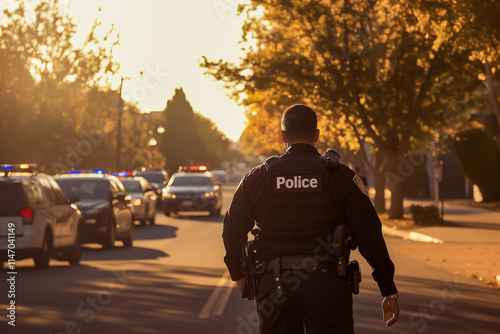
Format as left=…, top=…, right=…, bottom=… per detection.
left=382, top=225, right=444, bottom=244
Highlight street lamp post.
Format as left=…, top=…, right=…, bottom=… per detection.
left=116, top=75, right=135, bottom=171
left=148, top=137, right=157, bottom=169
left=144, top=111, right=165, bottom=169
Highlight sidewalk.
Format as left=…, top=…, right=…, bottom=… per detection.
left=381, top=199, right=500, bottom=289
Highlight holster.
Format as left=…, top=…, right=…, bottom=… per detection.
left=241, top=240, right=260, bottom=300
left=332, top=224, right=361, bottom=294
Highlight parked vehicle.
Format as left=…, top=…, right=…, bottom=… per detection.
left=133, top=169, right=169, bottom=209
left=54, top=173, right=134, bottom=248
left=120, top=177, right=157, bottom=225
left=0, top=164, right=82, bottom=268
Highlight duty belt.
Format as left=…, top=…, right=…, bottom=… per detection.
left=265, top=256, right=334, bottom=297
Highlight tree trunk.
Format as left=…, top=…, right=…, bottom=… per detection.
left=389, top=181, right=404, bottom=219
left=484, top=61, right=500, bottom=151
left=374, top=171, right=386, bottom=213
left=485, top=61, right=500, bottom=130
left=386, top=153, right=405, bottom=219
left=373, top=150, right=386, bottom=213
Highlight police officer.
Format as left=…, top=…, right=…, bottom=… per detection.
left=222, top=104, right=399, bottom=333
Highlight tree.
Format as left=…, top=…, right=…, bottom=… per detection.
left=193, top=113, right=230, bottom=169
left=202, top=0, right=500, bottom=218
left=158, top=88, right=229, bottom=172
left=0, top=0, right=156, bottom=173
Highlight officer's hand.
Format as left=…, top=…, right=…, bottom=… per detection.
left=382, top=297, right=399, bottom=327
left=236, top=277, right=245, bottom=295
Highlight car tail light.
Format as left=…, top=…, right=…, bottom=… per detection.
left=21, top=208, right=34, bottom=224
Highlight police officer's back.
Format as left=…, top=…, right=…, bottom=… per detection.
left=222, top=104, right=399, bottom=333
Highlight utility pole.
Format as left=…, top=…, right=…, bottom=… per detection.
left=116, top=77, right=124, bottom=172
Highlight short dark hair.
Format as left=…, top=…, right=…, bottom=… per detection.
left=281, top=104, right=318, bottom=142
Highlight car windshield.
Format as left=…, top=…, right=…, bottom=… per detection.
left=56, top=179, right=109, bottom=201
left=170, top=175, right=212, bottom=187
left=134, top=172, right=165, bottom=185
left=212, top=173, right=226, bottom=182
left=121, top=180, right=142, bottom=193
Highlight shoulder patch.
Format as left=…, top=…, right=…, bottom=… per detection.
left=353, top=174, right=369, bottom=197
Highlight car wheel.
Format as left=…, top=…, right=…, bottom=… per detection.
left=163, top=203, right=171, bottom=216
left=34, top=231, right=52, bottom=268
left=122, top=222, right=134, bottom=247
left=66, top=229, right=82, bottom=266
left=102, top=220, right=116, bottom=249
left=148, top=211, right=156, bottom=225
left=209, top=206, right=221, bottom=217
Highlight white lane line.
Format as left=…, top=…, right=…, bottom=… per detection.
left=212, top=274, right=234, bottom=316
left=198, top=271, right=233, bottom=319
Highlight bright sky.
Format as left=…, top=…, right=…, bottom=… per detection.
left=66, top=0, right=249, bottom=141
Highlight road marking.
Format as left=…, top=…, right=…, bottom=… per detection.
left=198, top=271, right=233, bottom=319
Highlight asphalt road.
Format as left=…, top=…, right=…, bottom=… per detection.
left=1, top=185, right=499, bottom=334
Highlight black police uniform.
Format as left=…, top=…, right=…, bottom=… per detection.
left=222, top=143, right=398, bottom=334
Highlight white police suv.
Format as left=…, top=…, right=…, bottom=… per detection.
left=0, top=164, right=83, bottom=268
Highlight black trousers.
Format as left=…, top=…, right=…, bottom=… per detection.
left=255, top=267, right=354, bottom=334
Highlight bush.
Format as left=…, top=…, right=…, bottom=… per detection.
left=454, top=129, right=500, bottom=202
left=409, top=205, right=443, bottom=226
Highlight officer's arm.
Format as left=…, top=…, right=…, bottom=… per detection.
left=344, top=180, right=398, bottom=297
left=222, top=176, right=255, bottom=281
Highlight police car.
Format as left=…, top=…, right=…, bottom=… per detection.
left=119, top=176, right=157, bottom=225
left=54, top=171, right=134, bottom=248
left=132, top=169, right=169, bottom=209
left=0, top=164, right=83, bottom=268
left=162, top=166, right=223, bottom=217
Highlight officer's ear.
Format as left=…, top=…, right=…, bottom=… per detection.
left=280, top=130, right=288, bottom=144
left=313, top=129, right=320, bottom=143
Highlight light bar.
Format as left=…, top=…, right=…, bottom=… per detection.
left=1, top=163, right=38, bottom=172
left=70, top=171, right=81, bottom=174
left=180, top=165, right=208, bottom=172
left=93, top=169, right=105, bottom=174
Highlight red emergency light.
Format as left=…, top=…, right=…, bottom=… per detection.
left=179, top=165, right=208, bottom=172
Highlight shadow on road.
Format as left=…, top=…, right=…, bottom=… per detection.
left=133, top=224, right=179, bottom=241
left=81, top=246, right=169, bottom=261
left=6, top=263, right=229, bottom=334
left=172, top=213, right=224, bottom=223
left=354, top=274, right=500, bottom=334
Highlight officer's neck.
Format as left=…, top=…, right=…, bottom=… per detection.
left=285, top=142, right=316, bottom=151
